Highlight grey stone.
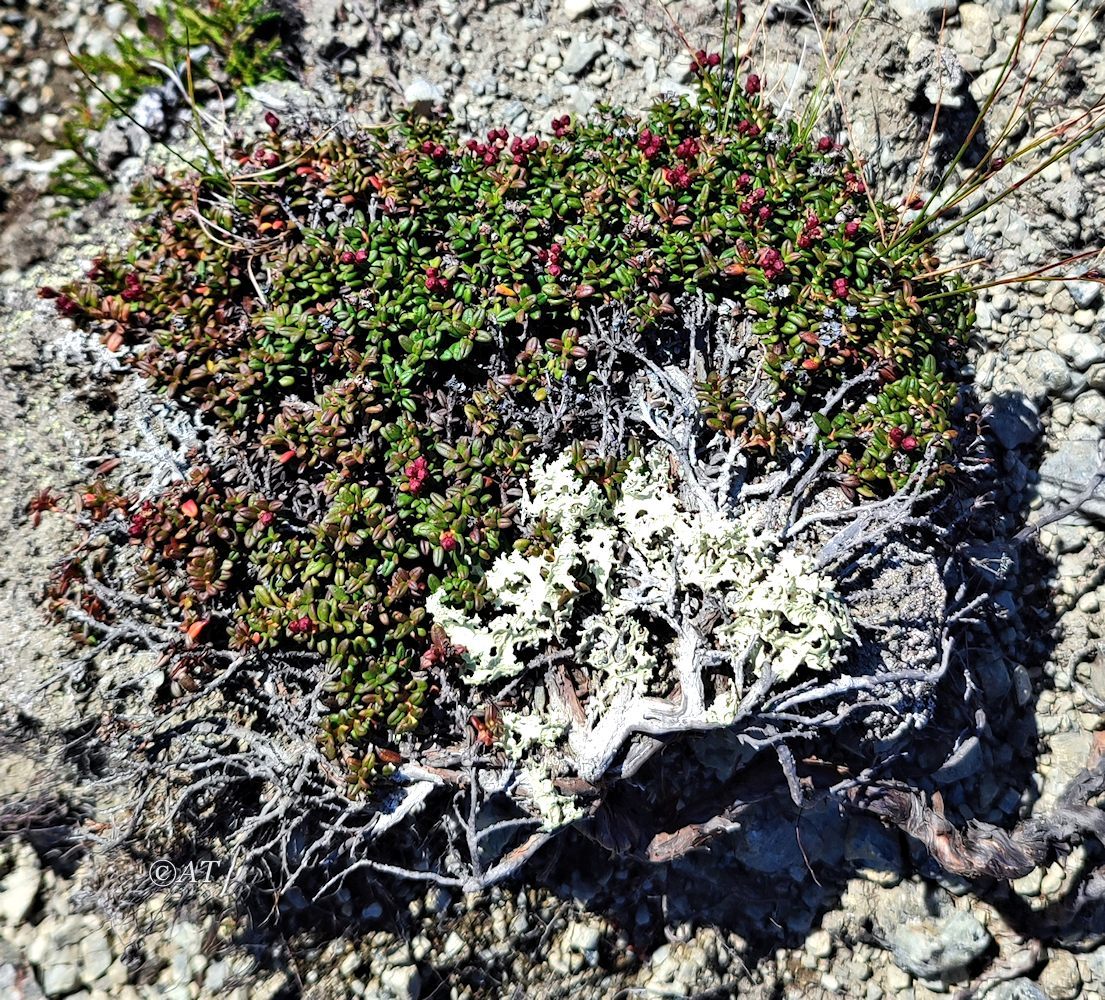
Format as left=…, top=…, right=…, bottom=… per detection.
left=1024, top=350, right=1073, bottom=399
left=562, top=37, right=604, bottom=77
left=934, top=736, right=984, bottom=783
left=846, top=818, right=903, bottom=881
left=1068, top=279, right=1102, bottom=309
left=806, top=929, right=833, bottom=959
left=1053, top=326, right=1105, bottom=372
left=985, top=395, right=1041, bottom=450
left=987, top=979, right=1048, bottom=1000
left=403, top=77, right=444, bottom=108
left=440, top=931, right=469, bottom=965
left=78, top=931, right=112, bottom=985
left=203, top=960, right=228, bottom=992
left=890, top=0, right=959, bottom=19
left=380, top=964, right=421, bottom=1000
left=95, top=120, right=134, bottom=172
left=888, top=910, right=990, bottom=980
left=0, top=853, right=42, bottom=925
left=954, top=4, right=995, bottom=57
left=0, top=958, right=46, bottom=998
left=973, top=653, right=1012, bottom=702
left=1038, top=949, right=1081, bottom=1000
left=424, top=887, right=450, bottom=915
left=50, top=917, right=93, bottom=950
left=1073, top=390, right=1105, bottom=426
left=1037, top=436, right=1105, bottom=517
left=41, top=962, right=80, bottom=998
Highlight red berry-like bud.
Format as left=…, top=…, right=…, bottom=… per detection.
left=340, top=251, right=355, bottom=264
left=547, top=263, right=562, bottom=277
left=888, top=426, right=905, bottom=446
left=832, top=278, right=849, bottom=298
left=817, top=136, right=833, bottom=152
left=901, top=435, right=919, bottom=452
left=745, top=74, right=761, bottom=94
left=264, top=110, right=280, bottom=131
left=259, top=510, right=275, bottom=526
left=844, top=221, right=861, bottom=238
left=440, top=531, right=457, bottom=552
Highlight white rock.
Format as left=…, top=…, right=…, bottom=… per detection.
left=889, top=910, right=990, bottom=979
left=1024, top=350, right=1073, bottom=398
left=403, top=78, right=444, bottom=106
left=41, top=962, right=80, bottom=998
left=380, top=964, right=421, bottom=1000
left=891, top=0, right=959, bottom=21
left=564, top=0, right=595, bottom=19
left=806, top=929, right=834, bottom=959
left=1073, top=390, right=1105, bottom=425
left=441, top=931, right=469, bottom=965
left=956, top=4, right=995, bottom=56
left=79, top=930, right=113, bottom=985
left=562, top=37, right=604, bottom=77
left=0, top=853, right=42, bottom=925
left=1068, top=278, right=1102, bottom=309
left=1053, top=327, right=1105, bottom=371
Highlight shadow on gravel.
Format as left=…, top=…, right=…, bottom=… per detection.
left=506, top=386, right=1067, bottom=977
left=200, top=390, right=1081, bottom=999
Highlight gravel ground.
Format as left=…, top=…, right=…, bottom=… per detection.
left=2, top=0, right=1105, bottom=997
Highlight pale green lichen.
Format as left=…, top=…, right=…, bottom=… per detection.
left=428, top=449, right=853, bottom=691
left=427, top=448, right=855, bottom=823
left=500, top=704, right=585, bottom=829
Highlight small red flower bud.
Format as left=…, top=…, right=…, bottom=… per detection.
left=547, top=263, right=562, bottom=277
left=901, top=435, right=919, bottom=452
left=259, top=510, right=275, bottom=526
left=340, top=251, right=355, bottom=264
left=817, top=136, right=833, bottom=153
left=264, top=110, right=281, bottom=131
left=55, top=295, right=79, bottom=317
left=354, top=249, right=368, bottom=263
left=745, top=74, right=761, bottom=95
left=288, top=616, right=315, bottom=636
left=844, top=221, right=861, bottom=238
left=832, top=278, right=849, bottom=299
left=405, top=456, right=430, bottom=494
left=888, top=427, right=905, bottom=447
left=440, top=531, right=457, bottom=552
